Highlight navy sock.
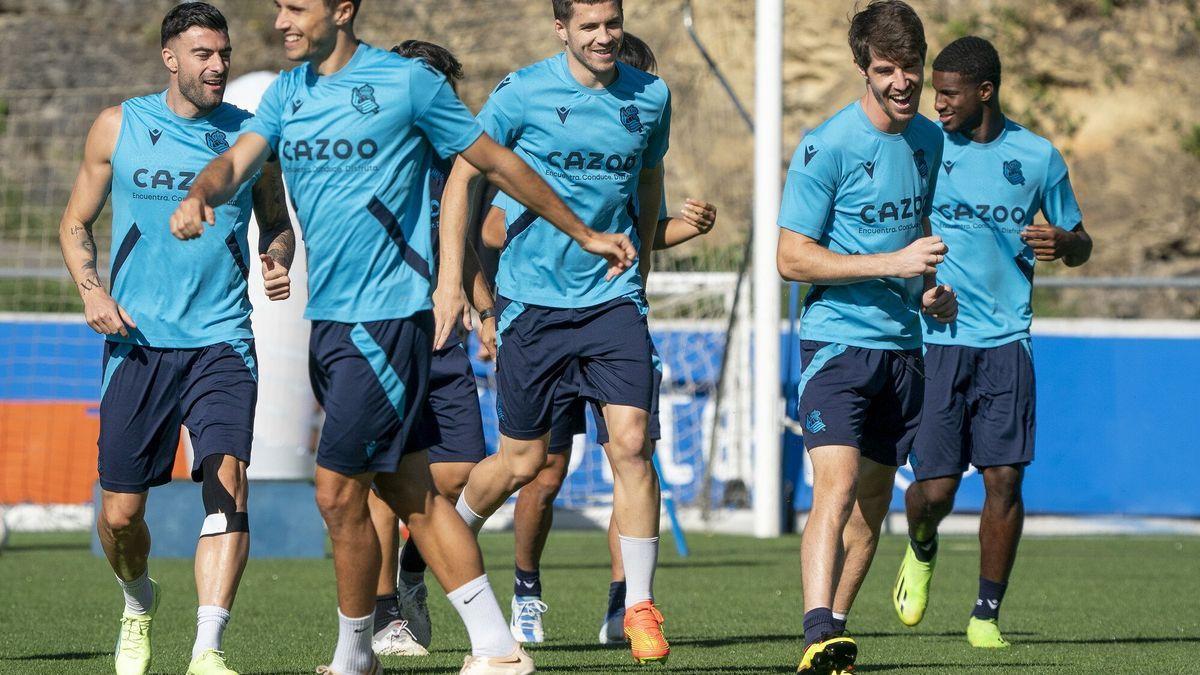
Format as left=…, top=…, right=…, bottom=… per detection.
left=910, top=535, right=938, bottom=563
left=514, top=566, right=541, bottom=598
left=606, top=580, right=627, bottom=617
left=802, top=607, right=836, bottom=645
left=373, top=593, right=400, bottom=634
left=831, top=613, right=847, bottom=634
left=399, top=537, right=427, bottom=575
left=971, top=577, right=1008, bottom=621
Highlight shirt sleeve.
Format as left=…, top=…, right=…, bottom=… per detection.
left=476, top=73, right=525, bottom=149
left=1041, top=147, right=1083, bottom=229
left=410, top=62, right=485, bottom=159
left=642, top=90, right=672, bottom=169
left=778, top=135, right=839, bottom=238
left=243, top=74, right=286, bottom=151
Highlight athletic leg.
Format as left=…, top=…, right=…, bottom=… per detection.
left=974, top=465, right=1024, bottom=619
left=375, top=455, right=520, bottom=660
left=832, top=458, right=896, bottom=619
left=192, top=454, right=249, bottom=664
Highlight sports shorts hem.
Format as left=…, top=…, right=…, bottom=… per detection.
left=98, top=476, right=171, bottom=494
left=498, top=424, right=550, bottom=442
left=315, top=456, right=401, bottom=477
left=188, top=449, right=252, bottom=482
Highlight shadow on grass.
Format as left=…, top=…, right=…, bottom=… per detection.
left=533, top=632, right=799, bottom=653
left=857, top=664, right=1065, bottom=672
left=1020, top=636, right=1200, bottom=645
left=1, top=650, right=108, bottom=661
left=547, top=558, right=773, bottom=571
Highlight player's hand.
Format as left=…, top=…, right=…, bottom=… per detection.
left=171, top=196, right=216, bottom=240
left=890, top=236, right=947, bottom=278
left=922, top=283, right=958, bottom=324
left=82, top=289, right=137, bottom=337
left=476, top=311, right=497, bottom=361
left=432, top=284, right=471, bottom=351
left=1021, top=224, right=1077, bottom=262
left=581, top=231, right=637, bottom=280
left=680, top=199, right=717, bottom=235
left=259, top=254, right=291, bottom=301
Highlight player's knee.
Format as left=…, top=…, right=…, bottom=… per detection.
left=100, top=500, right=145, bottom=533
left=199, top=455, right=249, bottom=538
left=315, top=483, right=366, bottom=526
left=501, top=448, right=547, bottom=486
left=605, top=424, right=649, bottom=460
left=529, top=467, right=566, bottom=502
left=982, top=467, right=1023, bottom=506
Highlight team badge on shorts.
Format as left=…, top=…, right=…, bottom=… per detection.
left=351, top=84, right=380, bottom=115
left=1003, top=159, right=1026, bottom=186
left=805, top=410, right=827, bottom=434
left=204, top=130, right=230, bottom=154
left=913, top=148, right=929, bottom=179
left=620, top=104, right=644, bottom=134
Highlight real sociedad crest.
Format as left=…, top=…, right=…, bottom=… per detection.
left=1003, top=159, right=1025, bottom=186
left=620, top=105, right=644, bottom=134
left=204, top=130, right=229, bottom=154
left=913, top=149, right=929, bottom=179
left=351, top=84, right=380, bottom=115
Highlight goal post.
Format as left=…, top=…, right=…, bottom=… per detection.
left=752, top=0, right=784, bottom=538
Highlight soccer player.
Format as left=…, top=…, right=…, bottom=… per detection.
left=775, top=2, right=957, bottom=671
left=438, top=0, right=674, bottom=664
left=57, top=4, right=295, bottom=674
left=170, top=1, right=632, bottom=673
left=365, top=39, right=497, bottom=658
left=476, top=33, right=717, bottom=647
left=891, top=36, right=1091, bottom=649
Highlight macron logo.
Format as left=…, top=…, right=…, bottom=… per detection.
left=556, top=106, right=572, bottom=124
left=804, top=145, right=818, bottom=166
left=863, top=161, right=876, bottom=179
left=943, top=161, right=955, bottom=174
left=291, top=99, right=303, bottom=114
left=148, top=129, right=163, bottom=145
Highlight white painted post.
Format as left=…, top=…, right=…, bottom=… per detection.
left=752, top=0, right=783, bottom=538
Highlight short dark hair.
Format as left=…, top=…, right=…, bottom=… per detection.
left=848, top=0, right=927, bottom=70
left=552, top=0, right=623, bottom=22
left=390, top=40, right=464, bottom=83
left=933, top=36, right=1002, bottom=89
left=160, top=2, right=228, bottom=48
left=617, top=32, right=657, bottom=73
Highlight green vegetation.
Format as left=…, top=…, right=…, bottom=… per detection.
left=1, top=531, right=1197, bottom=673
left=1183, top=124, right=1200, bottom=160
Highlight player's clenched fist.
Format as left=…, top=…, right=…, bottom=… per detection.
left=170, top=195, right=216, bottom=240
left=82, top=290, right=137, bottom=338
left=922, top=283, right=958, bottom=324
left=259, top=254, right=291, bottom=301
left=582, top=231, right=637, bottom=281
left=680, top=198, right=717, bottom=234
left=891, top=235, right=948, bottom=278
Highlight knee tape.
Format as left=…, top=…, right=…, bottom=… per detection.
left=200, top=454, right=249, bottom=537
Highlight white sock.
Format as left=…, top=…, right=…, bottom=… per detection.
left=620, top=535, right=659, bottom=609
left=117, top=571, right=155, bottom=615
left=832, top=611, right=848, bottom=622
left=192, top=605, right=230, bottom=660
left=331, top=610, right=375, bottom=674
left=447, top=574, right=517, bottom=657
left=455, top=492, right=486, bottom=534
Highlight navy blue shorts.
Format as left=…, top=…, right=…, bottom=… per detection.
left=548, top=357, right=664, bottom=453
left=308, top=314, right=432, bottom=476
left=97, top=340, right=257, bottom=493
left=910, top=341, right=1036, bottom=480
left=796, top=340, right=924, bottom=467
left=495, top=293, right=654, bottom=441
left=413, top=342, right=486, bottom=464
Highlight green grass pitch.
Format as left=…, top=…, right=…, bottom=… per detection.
left=1, top=530, right=1197, bottom=673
